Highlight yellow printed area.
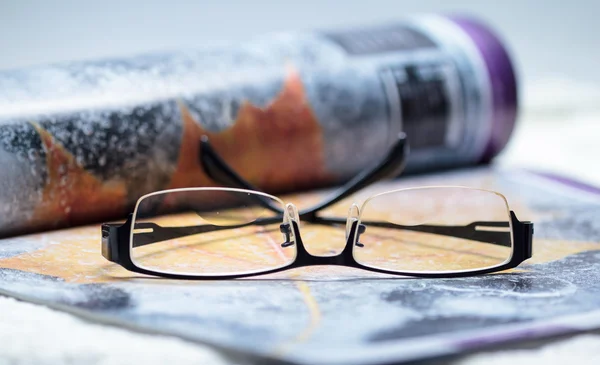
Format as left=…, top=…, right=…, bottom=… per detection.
left=130, top=212, right=295, bottom=276
left=0, top=182, right=599, bottom=283
left=355, top=228, right=510, bottom=272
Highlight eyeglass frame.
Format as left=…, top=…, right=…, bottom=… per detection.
left=101, top=133, right=533, bottom=279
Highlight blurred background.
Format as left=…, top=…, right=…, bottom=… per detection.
left=1, top=0, right=599, bottom=182
left=1, top=0, right=598, bottom=95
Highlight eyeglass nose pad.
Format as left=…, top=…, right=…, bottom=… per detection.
left=280, top=203, right=300, bottom=247
left=284, top=203, right=300, bottom=225
left=345, top=203, right=360, bottom=241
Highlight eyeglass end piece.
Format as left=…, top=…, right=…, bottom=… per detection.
left=101, top=223, right=120, bottom=263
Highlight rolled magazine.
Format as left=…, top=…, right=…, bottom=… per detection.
left=0, top=15, right=517, bottom=237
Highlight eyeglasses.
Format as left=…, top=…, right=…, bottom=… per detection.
left=101, top=134, right=533, bottom=279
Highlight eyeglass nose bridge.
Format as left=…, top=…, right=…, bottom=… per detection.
left=289, top=217, right=363, bottom=267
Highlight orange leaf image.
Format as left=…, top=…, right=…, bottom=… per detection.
left=169, top=67, right=335, bottom=193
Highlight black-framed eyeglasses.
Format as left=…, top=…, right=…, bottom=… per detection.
left=101, top=134, right=533, bottom=279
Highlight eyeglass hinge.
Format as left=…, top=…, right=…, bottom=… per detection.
left=101, top=223, right=121, bottom=263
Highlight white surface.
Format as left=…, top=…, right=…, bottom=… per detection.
left=457, top=335, right=600, bottom=365
left=498, top=80, right=600, bottom=186
left=0, top=296, right=227, bottom=365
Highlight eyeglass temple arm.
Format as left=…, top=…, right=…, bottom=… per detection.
left=314, top=211, right=533, bottom=251
left=199, top=133, right=409, bottom=218
left=101, top=215, right=286, bottom=263
left=298, top=133, right=408, bottom=218
left=199, top=136, right=284, bottom=214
